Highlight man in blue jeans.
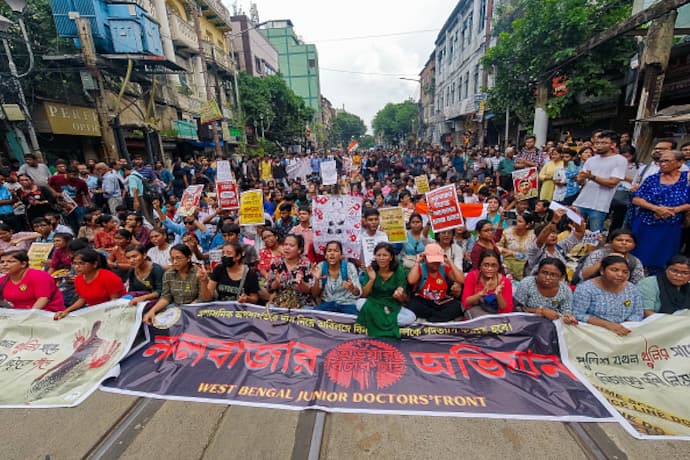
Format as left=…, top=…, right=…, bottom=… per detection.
left=573, top=130, right=627, bottom=232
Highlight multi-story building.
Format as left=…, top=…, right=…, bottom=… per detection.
left=230, top=15, right=279, bottom=77
left=259, top=20, right=321, bottom=121
left=419, top=51, right=436, bottom=144
left=431, top=0, right=497, bottom=148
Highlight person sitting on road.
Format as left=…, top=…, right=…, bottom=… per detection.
left=54, top=249, right=126, bottom=320
left=638, top=255, right=690, bottom=316
left=143, top=244, right=205, bottom=325
left=573, top=255, right=643, bottom=336
left=514, top=257, right=576, bottom=323
left=199, top=241, right=260, bottom=303
left=0, top=250, right=64, bottom=312
left=311, top=240, right=361, bottom=315
left=406, top=243, right=464, bottom=322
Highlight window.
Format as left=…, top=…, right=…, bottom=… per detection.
left=474, top=64, right=481, bottom=95
left=458, top=76, right=463, bottom=100
left=451, top=82, right=455, bottom=103
left=446, top=87, right=450, bottom=106
left=479, top=0, right=487, bottom=32
left=464, top=71, right=470, bottom=98
left=308, top=59, right=316, bottom=68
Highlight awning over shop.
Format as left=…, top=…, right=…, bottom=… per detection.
left=638, top=104, right=690, bottom=123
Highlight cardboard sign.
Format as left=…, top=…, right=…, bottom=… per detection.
left=216, top=160, right=233, bottom=182
left=176, top=185, right=204, bottom=217
left=320, top=160, right=337, bottom=186
left=426, top=185, right=464, bottom=233
left=312, top=195, right=362, bottom=258
left=208, top=249, right=222, bottom=271
left=216, top=181, right=239, bottom=210
left=27, top=242, right=53, bottom=270
left=239, top=189, right=264, bottom=226
left=512, top=167, right=538, bottom=201
left=379, top=207, right=407, bottom=243
left=415, top=175, right=431, bottom=194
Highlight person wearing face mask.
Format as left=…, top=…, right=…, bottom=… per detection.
left=199, top=242, right=259, bottom=303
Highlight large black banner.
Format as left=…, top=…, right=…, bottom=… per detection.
left=102, top=303, right=613, bottom=420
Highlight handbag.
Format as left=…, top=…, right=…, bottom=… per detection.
left=0, top=276, right=13, bottom=309
left=611, top=188, right=631, bottom=207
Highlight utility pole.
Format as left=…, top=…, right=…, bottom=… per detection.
left=73, top=16, right=119, bottom=161
left=632, top=11, right=678, bottom=163
left=533, top=83, right=548, bottom=148
left=191, top=4, right=223, bottom=157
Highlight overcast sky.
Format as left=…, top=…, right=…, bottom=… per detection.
left=228, top=0, right=458, bottom=131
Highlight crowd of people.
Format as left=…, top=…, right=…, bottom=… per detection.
left=1, top=128, right=689, bottom=339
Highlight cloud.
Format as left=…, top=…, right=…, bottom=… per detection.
left=227, top=0, right=458, bottom=131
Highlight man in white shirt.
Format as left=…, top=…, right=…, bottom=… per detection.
left=573, top=130, right=627, bottom=232
left=18, top=154, right=52, bottom=188
left=360, top=207, right=389, bottom=267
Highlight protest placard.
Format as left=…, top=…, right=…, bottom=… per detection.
left=176, top=185, right=204, bottom=217
left=321, top=160, right=338, bottom=186
left=217, top=181, right=240, bottom=210
left=27, top=242, right=53, bottom=270
left=379, top=207, right=407, bottom=243
left=239, top=189, right=264, bottom=226
left=426, top=185, right=463, bottom=232
left=512, top=167, right=538, bottom=201
left=216, top=160, right=233, bottom=182
left=415, top=175, right=430, bottom=194
left=312, top=195, right=362, bottom=257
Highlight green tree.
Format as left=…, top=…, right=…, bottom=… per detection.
left=238, top=72, right=315, bottom=146
left=482, top=0, right=634, bottom=125
left=372, top=100, right=419, bottom=145
left=0, top=0, right=82, bottom=107
left=358, top=134, right=375, bottom=150
left=329, top=111, right=366, bottom=146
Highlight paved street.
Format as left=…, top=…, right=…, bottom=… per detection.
left=1, top=392, right=689, bottom=459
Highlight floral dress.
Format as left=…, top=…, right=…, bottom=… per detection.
left=267, top=256, right=315, bottom=308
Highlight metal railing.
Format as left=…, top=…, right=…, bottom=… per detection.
left=168, top=13, right=199, bottom=51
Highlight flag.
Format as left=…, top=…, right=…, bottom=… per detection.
left=347, top=139, right=359, bottom=152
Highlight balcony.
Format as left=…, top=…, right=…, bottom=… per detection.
left=201, top=41, right=233, bottom=74
left=198, top=0, right=231, bottom=31
left=169, top=13, right=199, bottom=52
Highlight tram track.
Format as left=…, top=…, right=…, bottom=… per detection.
left=81, top=396, right=629, bottom=460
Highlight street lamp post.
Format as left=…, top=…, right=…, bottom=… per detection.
left=259, top=113, right=264, bottom=139
left=0, top=1, right=40, bottom=157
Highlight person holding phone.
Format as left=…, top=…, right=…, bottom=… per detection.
left=406, top=243, right=464, bottom=322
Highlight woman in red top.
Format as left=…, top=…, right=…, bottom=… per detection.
left=406, top=243, right=464, bottom=322
left=107, top=229, right=134, bottom=280
left=54, top=249, right=125, bottom=320
left=94, top=214, right=118, bottom=250
left=470, top=219, right=503, bottom=273
left=257, top=227, right=282, bottom=280
left=48, top=232, right=74, bottom=274
left=462, top=249, right=513, bottom=319
left=0, top=250, right=64, bottom=312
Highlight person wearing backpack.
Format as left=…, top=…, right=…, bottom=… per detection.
left=123, top=163, right=156, bottom=227
left=406, top=243, right=465, bottom=322
left=311, top=241, right=361, bottom=315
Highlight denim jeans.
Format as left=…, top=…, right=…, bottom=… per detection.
left=315, top=301, right=358, bottom=316
left=577, top=207, right=608, bottom=232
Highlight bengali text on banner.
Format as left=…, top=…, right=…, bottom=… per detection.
left=0, top=300, right=142, bottom=408
left=559, top=311, right=690, bottom=440
left=102, top=303, right=612, bottom=421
